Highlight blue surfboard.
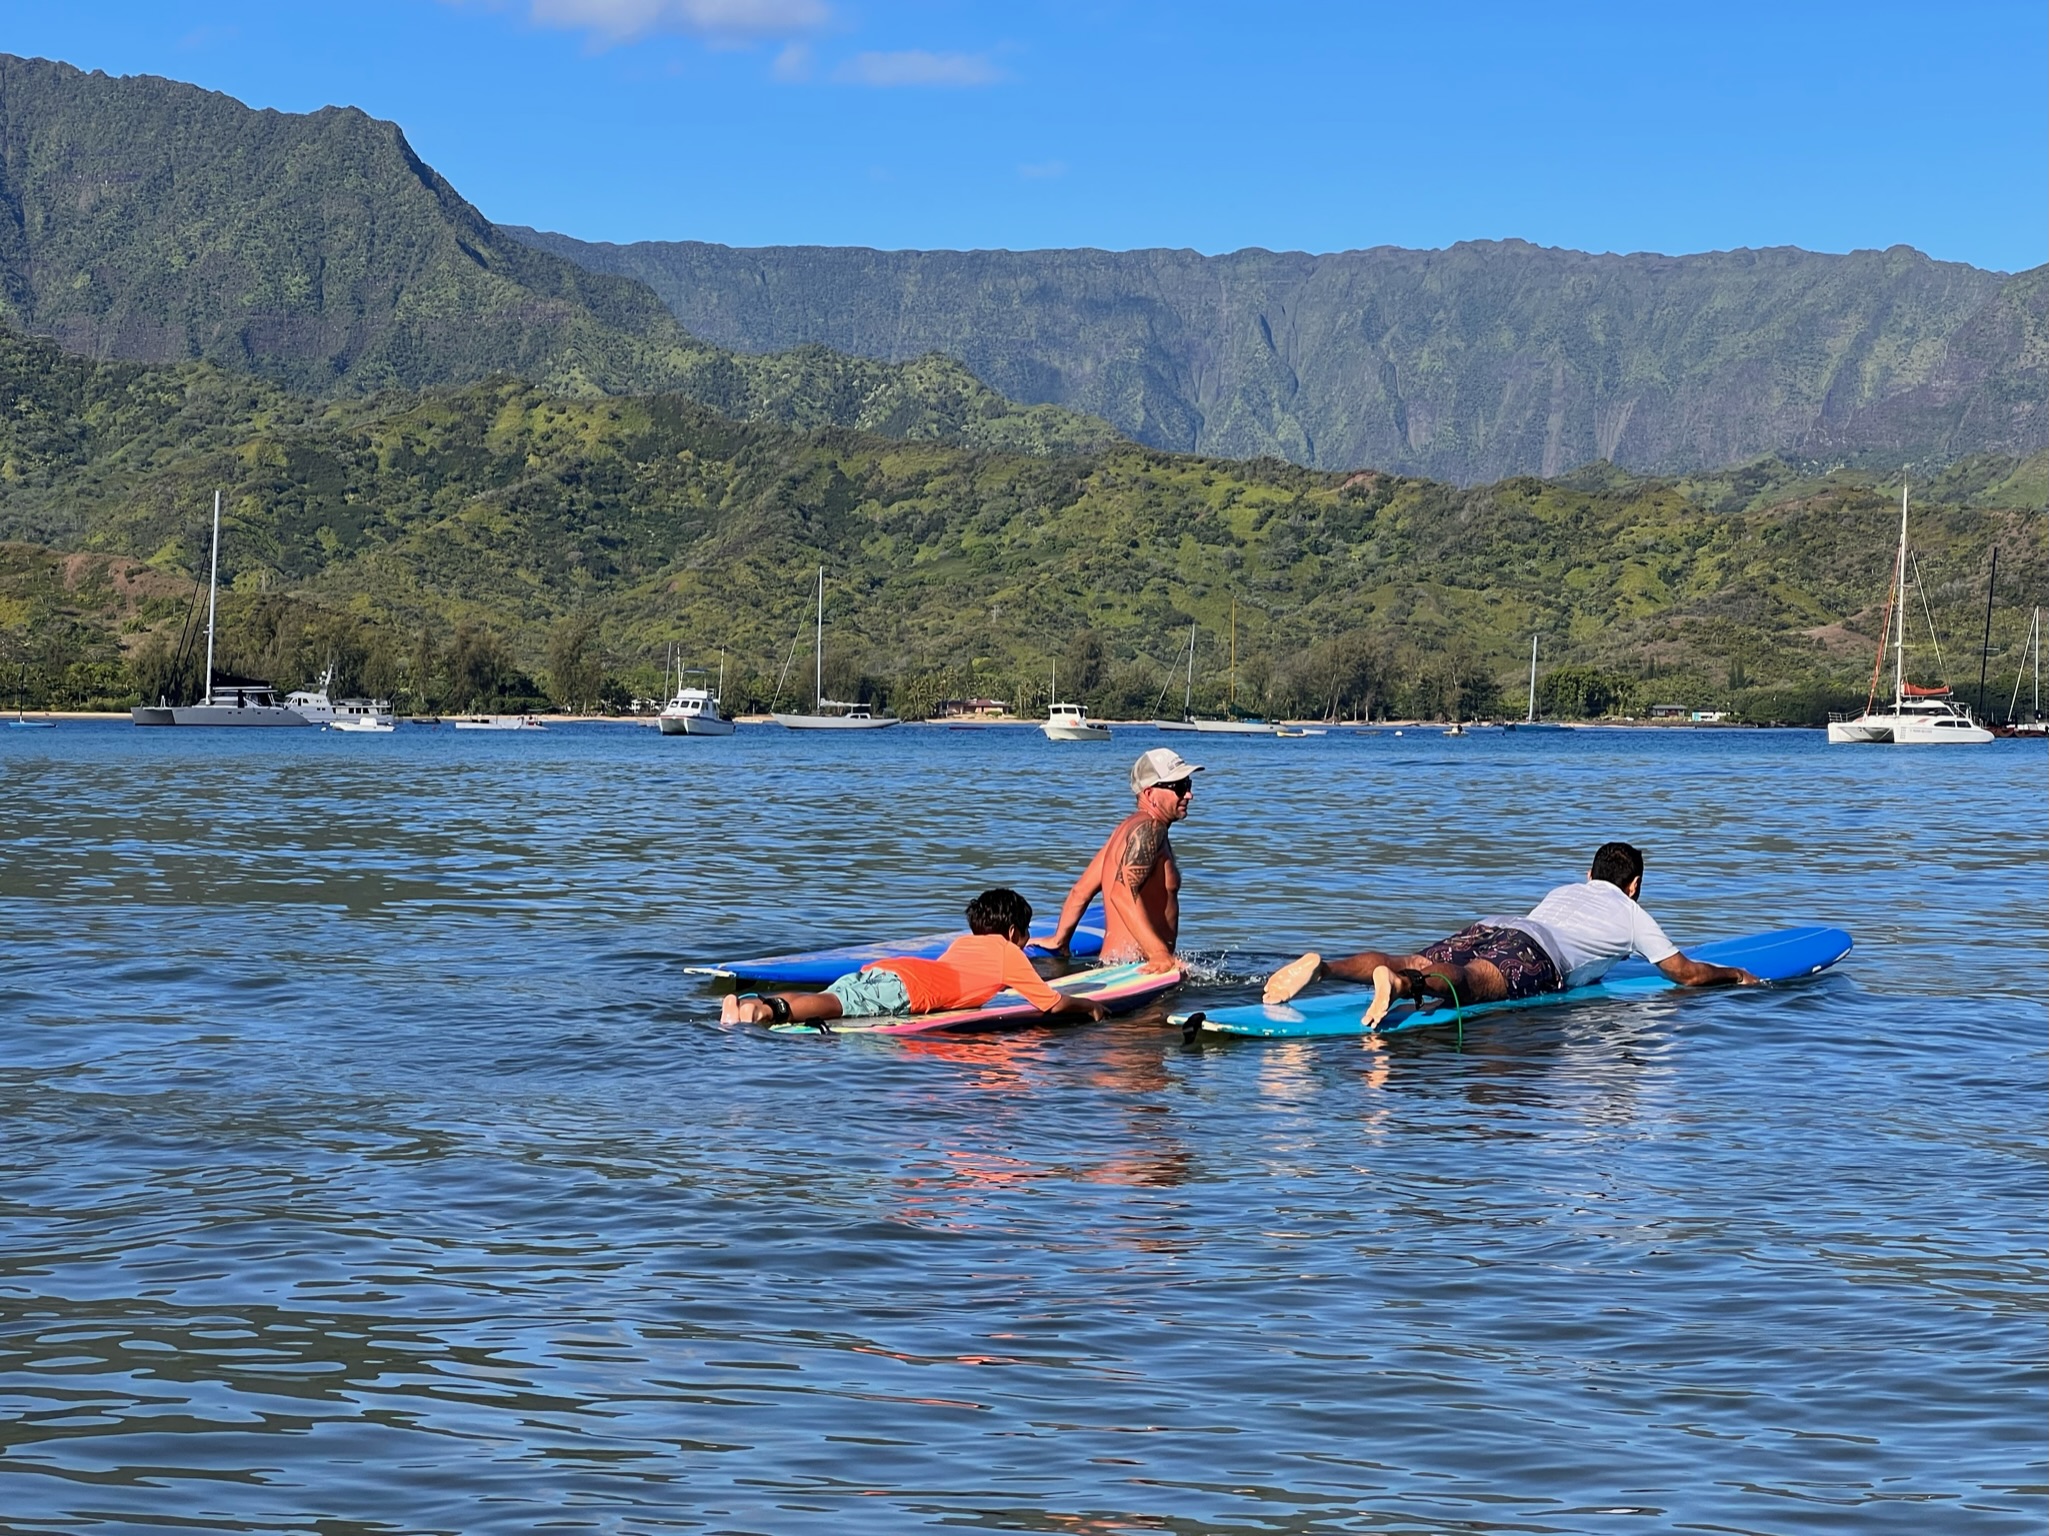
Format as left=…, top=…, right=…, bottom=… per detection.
left=692, top=914, right=1105, bottom=984
left=1176, top=926, right=1852, bottom=1039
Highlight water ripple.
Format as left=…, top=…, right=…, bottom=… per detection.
left=0, top=722, right=2041, bottom=1533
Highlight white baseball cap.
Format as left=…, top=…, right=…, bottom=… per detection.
left=1130, top=747, right=1203, bottom=793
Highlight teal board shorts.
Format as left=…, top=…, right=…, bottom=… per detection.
left=824, top=967, right=914, bottom=1018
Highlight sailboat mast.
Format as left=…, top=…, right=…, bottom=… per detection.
left=1976, top=549, right=1998, bottom=722
left=1183, top=620, right=1196, bottom=718
left=1892, top=482, right=1908, bottom=706
left=1228, top=597, right=1237, bottom=712
left=814, top=567, right=824, bottom=712
left=1527, top=635, right=1538, bottom=723
left=203, top=489, right=221, bottom=701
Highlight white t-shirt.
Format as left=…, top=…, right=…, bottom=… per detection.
left=1487, top=879, right=1679, bottom=990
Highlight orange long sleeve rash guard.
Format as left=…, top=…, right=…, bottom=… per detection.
left=867, top=934, right=1064, bottom=1014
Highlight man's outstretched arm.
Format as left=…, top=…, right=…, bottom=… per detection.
left=1656, top=954, right=1761, bottom=988
left=1047, top=843, right=1107, bottom=953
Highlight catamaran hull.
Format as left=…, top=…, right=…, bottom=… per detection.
left=132, top=704, right=310, bottom=726
left=1828, top=713, right=1990, bottom=744
left=772, top=713, right=898, bottom=730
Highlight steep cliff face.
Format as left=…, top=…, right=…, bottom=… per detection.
left=513, top=229, right=2034, bottom=480
left=1818, top=267, right=2049, bottom=463
left=0, top=55, right=1117, bottom=455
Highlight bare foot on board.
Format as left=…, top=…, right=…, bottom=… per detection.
left=1263, top=952, right=1323, bottom=1006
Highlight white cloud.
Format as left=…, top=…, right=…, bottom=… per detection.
left=833, top=50, right=1001, bottom=88
left=771, top=40, right=814, bottom=81
left=526, top=0, right=830, bottom=43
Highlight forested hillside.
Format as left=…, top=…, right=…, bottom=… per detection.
left=3, top=322, right=2041, bottom=723
left=515, top=229, right=2048, bottom=483
left=0, top=55, right=1114, bottom=456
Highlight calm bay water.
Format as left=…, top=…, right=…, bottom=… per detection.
left=0, top=720, right=2041, bottom=1534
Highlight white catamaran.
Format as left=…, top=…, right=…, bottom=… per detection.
left=131, top=491, right=311, bottom=728
left=1826, top=482, right=1992, bottom=745
left=771, top=569, right=898, bottom=730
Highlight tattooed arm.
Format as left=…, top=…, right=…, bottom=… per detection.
left=1104, top=815, right=1177, bottom=971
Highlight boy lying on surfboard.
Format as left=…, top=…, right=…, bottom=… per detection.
left=1261, top=841, right=1761, bottom=1026
left=721, top=888, right=1110, bottom=1029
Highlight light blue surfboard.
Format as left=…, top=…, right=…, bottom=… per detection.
left=1176, top=926, right=1852, bottom=1039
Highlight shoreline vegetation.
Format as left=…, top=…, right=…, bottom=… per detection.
left=7, top=709, right=1901, bottom=731
left=1, top=324, right=2042, bottom=731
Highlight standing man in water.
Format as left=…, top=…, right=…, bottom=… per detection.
left=1046, top=748, right=1200, bottom=973
left=1262, top=840, right=1759, bottom=1025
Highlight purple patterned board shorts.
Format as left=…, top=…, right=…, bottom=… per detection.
left=1417, top=924, right=1563, bottom=1000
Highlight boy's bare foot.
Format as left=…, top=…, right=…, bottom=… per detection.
left=1263, top=952, right=1323, bottom=1005
left=1361, top=964, right=1405, bottom=1029
left=721, top=995, right=772, bottom=1025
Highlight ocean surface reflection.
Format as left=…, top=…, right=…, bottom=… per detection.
left=0, top=722, right=2041, bottom=1533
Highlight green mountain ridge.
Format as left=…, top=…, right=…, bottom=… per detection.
left=510, top=228, right=2048, bottom=484
left=0, top=54, right=1116, bottom=456
left=3, top=319, right=2041, bottom=724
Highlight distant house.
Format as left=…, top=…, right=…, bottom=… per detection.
left=1689, top=710, right=1727, bottom=723
left=938, top=697, right=1010, bottom=718
left=1648, top=704, right=1688, bottom=720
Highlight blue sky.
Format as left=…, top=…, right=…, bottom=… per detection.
left=7, top=0, right=2044, bottom=270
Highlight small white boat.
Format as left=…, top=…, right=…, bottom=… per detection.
left=10, top=665, right=54, bottom=727
left=771, top=569, right=898, bottom=730
left=657, top=650, right=737, bottom=736
left=290, top=666, right=396, bottom=730
left=452, top=714, right=547, bottom=731
left=1273, top=726, right=1326, bottom=738
left=325, top=717, right=396, bottom=733
left=1043, top=702, right=1111, bottom=741
left=1827, top=483, right=1992, bottom=745
left=660, top=687, right=736, bottom=735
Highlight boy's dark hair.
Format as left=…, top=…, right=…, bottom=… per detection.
left=1590, top=841, right=1644, bottom=891
left=966, top=887, right=1034, bottom=937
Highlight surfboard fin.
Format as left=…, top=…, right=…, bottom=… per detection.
left=1180, top=1011, right=1206, bottom=1044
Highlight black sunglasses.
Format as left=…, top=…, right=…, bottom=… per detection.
left=1154, top=778, right=1193, bottom=795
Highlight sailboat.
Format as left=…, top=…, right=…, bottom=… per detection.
left=2003, top=606, right=2044, bottom=733
left=1154, top=604, right=1277, bottom=734
left=1507, top=635, right=1568, bottom=730
left=10, top=664, right=55, bottom=728
left=658, top=647, right=737, bottom=736
left=131, top=491, right=310, bottom=727
left=1826, top=483, right=1992, bottom=745
left=771, top=569, right=898, bottom=730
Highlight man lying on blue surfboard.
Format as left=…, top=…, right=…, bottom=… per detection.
left=721, top=888, right=1110, bottom=1029
left=1262, top=841, right=1761, bottom=1026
